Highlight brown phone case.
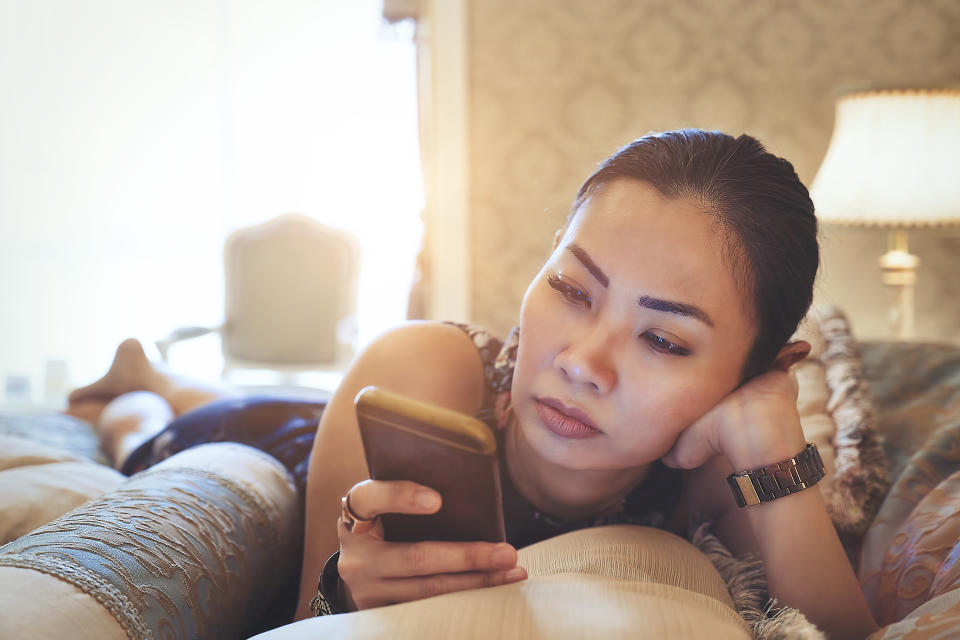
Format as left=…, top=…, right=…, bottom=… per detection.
left=355, top=386, right=506, bottom=543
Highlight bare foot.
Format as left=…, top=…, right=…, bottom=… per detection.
left=68, top=339, right=167, bottom=407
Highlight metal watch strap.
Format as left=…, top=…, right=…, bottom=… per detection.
left=726, top=443, right=826, bottom=508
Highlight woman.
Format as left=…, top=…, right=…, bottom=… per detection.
left=69, top=130, right=878, bottom=638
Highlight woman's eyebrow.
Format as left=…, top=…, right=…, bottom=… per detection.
left=638, top=296, right=715, bottom=327
left=566, top=243, right=714, bottom=327
left=567, top=244, right=609, bottom=288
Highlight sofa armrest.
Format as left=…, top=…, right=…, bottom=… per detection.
left=0, top=442, right=301, bottom=640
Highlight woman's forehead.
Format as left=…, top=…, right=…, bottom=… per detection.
left=565, top=180, right=714, bottom=257
left=560, top=179, right=754, bottom=331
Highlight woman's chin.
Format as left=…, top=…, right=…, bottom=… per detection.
left=516, top=419, right=609, bottom=470
left=513, top=417, right=664, bottom=476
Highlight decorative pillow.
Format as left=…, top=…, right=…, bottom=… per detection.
left=0, top=410, right=108, bottom=465
left=859, top=341, right=960, bottom=485
left=0, top=443, right=301, bottom=640
left=0, top=434, right=125, bottom=545
left=792, top=315, right=838, bottom=489
left=854, top=338, right=960, bottom=631
left=795, top=305, right=889, bottom=542
left=0, top=565, right=128, bottom=639
left=251, top=525, right=752, bottom=640
left=866, top=587, right=960, bottom=639
left=860, top=470, right=960, bottom=626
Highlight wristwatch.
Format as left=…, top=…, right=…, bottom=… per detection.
left=726, top=443, right=826, bottom=508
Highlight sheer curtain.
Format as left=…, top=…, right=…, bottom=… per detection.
left=0, top=0, right=423, bottom=401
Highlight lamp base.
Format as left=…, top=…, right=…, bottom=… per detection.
left=879, top=231, right=919, bottom=340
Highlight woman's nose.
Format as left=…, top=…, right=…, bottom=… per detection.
left=554, top=330, right=617, bottom=394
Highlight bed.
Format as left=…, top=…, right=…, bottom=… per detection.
left=1, top=308, right=958, bottom=639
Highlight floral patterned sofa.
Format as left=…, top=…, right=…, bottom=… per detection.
left=1, top=310, right=959, bottom=639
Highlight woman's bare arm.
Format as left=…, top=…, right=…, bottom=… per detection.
left=293, top=322, right=488, bottom=620
left=685, top=452, right=878, bottom=638
left=712, top=473, right=878, bottom=639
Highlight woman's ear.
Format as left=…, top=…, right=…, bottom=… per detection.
left=553, top=228, right=565, bottom=249
left=772, top=340, right=811, bottom=372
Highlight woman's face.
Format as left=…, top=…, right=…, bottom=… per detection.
left=511, top=178, right=756, bottom=472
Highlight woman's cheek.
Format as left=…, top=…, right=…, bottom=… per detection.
left=518, top=290, right=564, bottom=367
left=629, top=386, right=703, bottom=445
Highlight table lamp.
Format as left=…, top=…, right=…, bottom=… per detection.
left=810, top=89, right=960, bottom=339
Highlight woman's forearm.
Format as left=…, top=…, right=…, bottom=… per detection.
left=712, top=392, right=879, bottom=639
left=719, top=480, right=879, bottom=639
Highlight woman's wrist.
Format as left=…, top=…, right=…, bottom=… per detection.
left=720, top=404, right=806, bottom=473
left=726, top=432, right=807, bottom=472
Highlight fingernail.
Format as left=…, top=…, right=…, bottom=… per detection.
left=492, top=545, right=516, bottom=567
left=505, top=567, right=526, bottom=581
left=417, top=490, right=439, bottom=509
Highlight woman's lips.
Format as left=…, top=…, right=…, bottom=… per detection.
left=536, top=398, right=601, bottom=439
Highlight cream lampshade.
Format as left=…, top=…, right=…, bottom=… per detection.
left=810, top=89, right=960, bottom=339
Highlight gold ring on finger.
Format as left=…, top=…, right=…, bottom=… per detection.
left=340, top=493, right=377, bottom=535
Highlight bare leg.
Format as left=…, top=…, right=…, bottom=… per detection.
left=64, top=398, right=111, bottom=424
left=95, top=391, right=175, bottom=470
left=68, top=338, right=238, bottom=418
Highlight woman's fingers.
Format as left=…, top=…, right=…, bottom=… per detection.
left=340, top=538, right=521, bottom=578
left=358, top=567, right=528, bottom=609
left=337, top=537, right=527, bottom=610
left=347, top=479, right=441, bottom=521
left=661, top=407, right=722, bottom=470
left=395, top=541, right=519, bottom=577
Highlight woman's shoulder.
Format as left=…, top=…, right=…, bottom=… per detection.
left=345, top=321, right=500, bottom=417
left=360, top=321, right=505, bottom=367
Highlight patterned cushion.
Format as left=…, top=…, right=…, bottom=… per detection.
left=793, top=306, right=890, bottom=545
left=857, top=340, right=960, bottom=626
left=0, top=443, right=301, bottom=640
left=867, top=588, right=960, bottom=639
left=0, top=565, right=128, bottom=639
left=0, top=435, right=126, bottom=545
left=860, top=341, right=960, bottom=492
left=861, top=471, right=960, bottom=626
left=0, top=410, right=108, bottom=465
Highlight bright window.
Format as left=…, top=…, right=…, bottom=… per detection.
left=0, top=0, right=423, bottom=401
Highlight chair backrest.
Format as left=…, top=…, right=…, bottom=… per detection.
left=222, top=214, right=360, bottom=365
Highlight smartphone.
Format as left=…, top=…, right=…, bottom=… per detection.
left=354, top=386, right=506, bottom=543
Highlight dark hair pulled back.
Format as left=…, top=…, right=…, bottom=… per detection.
left=572, top=129, right=819, bottom=381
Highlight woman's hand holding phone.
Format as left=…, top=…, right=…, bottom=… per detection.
left=337, top=478, right=527, bottom=611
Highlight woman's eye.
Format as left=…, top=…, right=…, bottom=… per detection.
left=642, top=331, right=690, bottom=357
left=547, top=274, right=591, bottom=308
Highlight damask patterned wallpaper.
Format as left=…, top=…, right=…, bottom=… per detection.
left=466, top=0, right=960, bottom=342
